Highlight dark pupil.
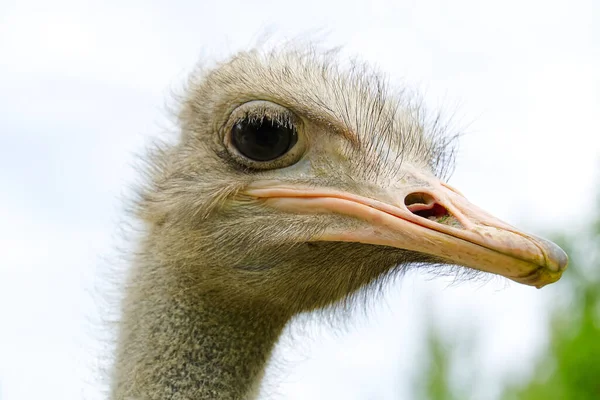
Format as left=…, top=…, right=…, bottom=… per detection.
left=231, top=119, right=297, bottom=161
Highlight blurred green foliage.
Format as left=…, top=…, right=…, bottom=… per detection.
left=502, top=225, right=600, bottom=400
left=416, top=202, right=600, bottom=399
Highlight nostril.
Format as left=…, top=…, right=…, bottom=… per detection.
left=404, top=192, right=434, bottom=208
left=413, top=203, right=449, bottom=219
left=404, top=192, right=463, bottom=228
left=404, top=192, right=451, bottom=223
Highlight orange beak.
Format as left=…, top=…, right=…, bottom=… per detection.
left=244, top=172, right=568, bottom=288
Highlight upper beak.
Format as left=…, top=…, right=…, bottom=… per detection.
left=243, top=172, right=568, bottom=288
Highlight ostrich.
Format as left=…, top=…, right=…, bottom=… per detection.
left=111, top=48, right=568, bottom=400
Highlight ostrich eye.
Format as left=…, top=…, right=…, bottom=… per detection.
left=231, top=118, right=298, bottom=162
left=224, top=101, right=306, bottom=170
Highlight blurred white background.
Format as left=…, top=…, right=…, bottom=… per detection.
left=0, top=0, right=598, bottom=399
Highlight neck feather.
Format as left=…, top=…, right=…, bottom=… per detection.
left=111, top=256, right=288, bottom=400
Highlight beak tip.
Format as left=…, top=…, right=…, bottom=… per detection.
left=554, top=248, right=569, bottom=272
left=536, top=236, right=569, bottom=272
left=534, top=270, right=564, bottom=289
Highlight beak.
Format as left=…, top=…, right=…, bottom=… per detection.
left=243, top=172, right=568, bottom=288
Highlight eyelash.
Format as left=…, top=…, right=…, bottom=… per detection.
left=235, top=111, right=294, bottom=130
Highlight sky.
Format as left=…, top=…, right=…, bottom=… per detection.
left=0, top=0, right=598, bottom=399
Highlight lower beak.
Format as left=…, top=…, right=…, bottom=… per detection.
left=243, top=178, right=568, bottom=288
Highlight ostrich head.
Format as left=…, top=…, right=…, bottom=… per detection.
left=136, top=49, right=567, bottom=317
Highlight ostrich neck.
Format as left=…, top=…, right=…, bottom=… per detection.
left=111, top=258, right=288, bottom=400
